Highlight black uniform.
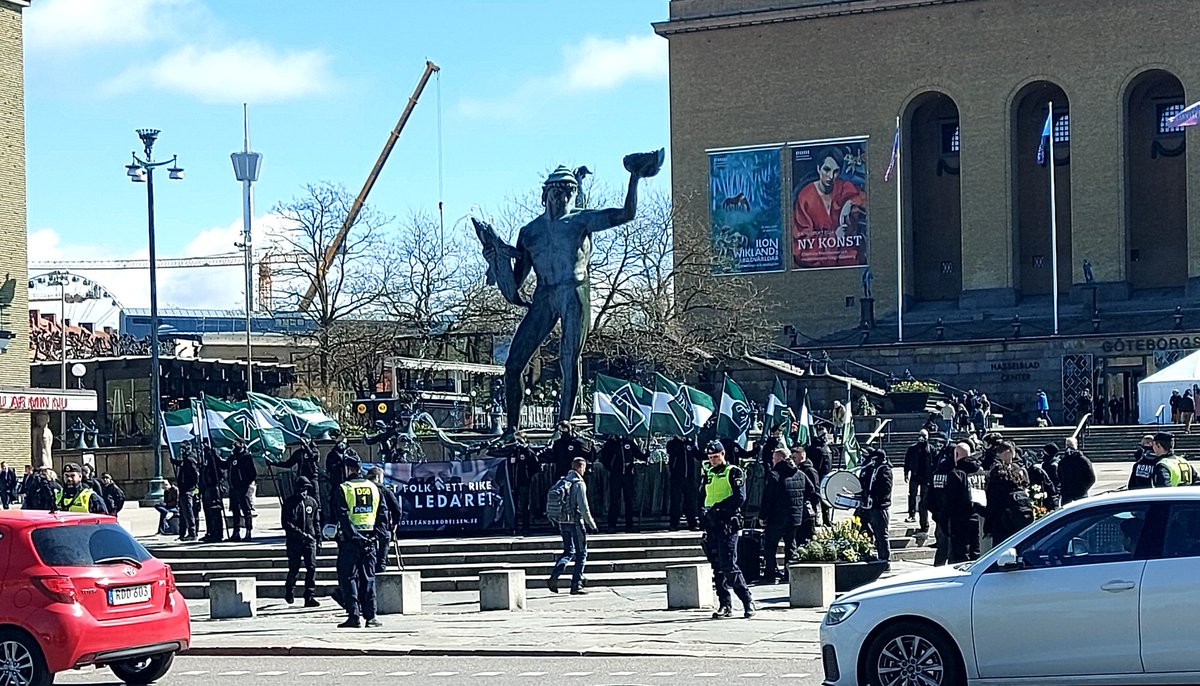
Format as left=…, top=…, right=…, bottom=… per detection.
left=1058, top=448, right=1096, bottom=505
left=281, top=479, right=320, bottom=606
left=1026, top=456, right=1059, bottom=513
left=374, top=483, right=404, bottom=573
left=504, top=440, right=543, bottom=534
left=983, top=463, right=1033, bottom=545
left=757, top=435, right=783, bottom=471
left=172, top=444, right=201, bottom=540
left=1127, top=446, right=1158, bottom=490
left=228, top=445, right=257, bottom=540
left=944, top=456, right=986, bottom=563
left=101, top=481, right=126, bottom=514
left=904, top=437, right=935, bottom=530
left=807, top=433, right=833, bottom=525
left=927, top=448, right=957, bottom=566
left=200, top=443, right=229, bottom=542
left=600, top=436, right=645, bottom=532
left=546, top=432, right=592, bottom=478
left=323, top=443, right=349, bottom=523
left=857, top=450, right=893, bottom=563
left=759, top=458, right=816, bottom=580
left=274, top=442, right=321, bottom=481
left=666, top=436, right=702, bottom=530
left=333, top=472, right=380, bottom=627
left=793, top=457, right=822, bottom=545
left=718, top=437, right=755, bottom=467
left=701, top=461, right=754, bottom=617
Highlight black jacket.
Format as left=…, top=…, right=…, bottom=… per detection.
left=547, top=434, right=593, bottom=477
left=376, top=485, right=404, bottom=535
left=858, top=457, right=893, bottom=510
left=904, top=440, right=935, bottom=483
left=22, top=476, right=59, bottom=511
left=599, top=437, right=645, bottom=480
left=666, top=436, right=702, bottom=482
left=1027, top=459, right=1059, bottom=509
left=172, top=449, right=200, bottom=493
left=983, top=463, right=1030, bottom=540
left=502, top=443, right=542, bottom=487
left=281, top=491, right=319, bottom=542
left=325, top=445, right=348, bottom=487
left=228, top=449, right=258, bottom=491
left=760, top=459, right=814, bottom=528
left=807, top=435, right=832, bottom=477
left=200, top=445, right=228, bottom=492
left=758, top=435, right=783, bottom=470
left=942, top=457, right=986, bottom=525
left=275, top=445, right=320, bottom=481
left=719, top=437, right=755, bottom=467
left=102, top=482, right=126, bottom=513
left=1058, top=449, right=1096, bottom=504
left=1128, top=448, right=1158, bottom=490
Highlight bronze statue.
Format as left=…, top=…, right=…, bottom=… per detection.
left=474, top=149, right=664, bottom=439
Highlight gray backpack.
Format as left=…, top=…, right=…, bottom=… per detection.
left=545, top=476, right=574, bottom=524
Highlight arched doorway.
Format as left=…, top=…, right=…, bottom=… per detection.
left=1013, top=82, right=1072, bottom=298
left=907, top=92, right=963, bottom=301
left=1125, top=69, right=1187, bottom=290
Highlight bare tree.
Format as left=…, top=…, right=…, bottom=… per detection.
left=270, top=182, right=393, bottom=389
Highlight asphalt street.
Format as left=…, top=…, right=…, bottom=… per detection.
left=55, top=656, right=826, bottom=685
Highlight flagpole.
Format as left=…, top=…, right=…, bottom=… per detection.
left=895, top=114, right=904, bottom=343
left=1048, top=100, right=1060, bottom=335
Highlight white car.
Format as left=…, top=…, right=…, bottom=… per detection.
left=820, top=487, right=1200, bottom=685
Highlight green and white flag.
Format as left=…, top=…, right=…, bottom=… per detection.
left=651, top=372, right=715, bottom=437
left=160, top=408, right=195, bottom=446
left=202, top=395, right=286, bottom=459
left=763, top=376, right=790, bottom=447
left=717, top=375, right=753, bottom=449
left=842, top=395, right=861, bottom=470
left=795, top=390, right=812, bottom=447
left=593, top=374, right=653, bottom=437
left=247, top=392, right=340, bottom=443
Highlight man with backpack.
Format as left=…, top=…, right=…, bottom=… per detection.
left=546, top=457, right=598, bottom=595
left=984, top=441, right=1033, bottom=548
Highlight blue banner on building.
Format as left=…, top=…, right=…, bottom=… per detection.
left=375, top=457, right=515, bottom=536
left=708, top=146, right=784, bottom=274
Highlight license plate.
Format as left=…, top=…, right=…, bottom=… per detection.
left=108, top=584, right=152, bottom=606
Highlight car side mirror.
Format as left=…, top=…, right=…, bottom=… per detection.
left=995, top=548, right=1022, bottom=570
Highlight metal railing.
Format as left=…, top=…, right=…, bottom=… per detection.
left=1155, top=404, right=1167, bottom=425
left=865, top=418, right=892, bottom=446
left=1070, top=412, right=1092, bottom=444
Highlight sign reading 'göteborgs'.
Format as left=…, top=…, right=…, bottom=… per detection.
left=376, top=458, right=515, bottom=536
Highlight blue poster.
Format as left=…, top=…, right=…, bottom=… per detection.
left=708, top=147, right=783, bottom=274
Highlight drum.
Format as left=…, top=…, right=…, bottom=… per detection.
left=820, top=470, right=864, bottom=510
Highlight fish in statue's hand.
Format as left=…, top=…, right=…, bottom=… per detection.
left=623, top=149, right=665, bottom=179
left=471, top=217, right=528, bottom=308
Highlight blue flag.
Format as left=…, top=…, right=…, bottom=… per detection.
left=1037, top=110, right=1053, bottom=166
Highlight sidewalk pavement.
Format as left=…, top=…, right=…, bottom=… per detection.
left=182, top=559, right=932, bottom=660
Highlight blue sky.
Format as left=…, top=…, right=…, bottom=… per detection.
left=25, top=0, right=670, bottom=311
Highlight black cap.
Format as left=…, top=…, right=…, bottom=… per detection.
left=343, top=451, right=362, bottom=468
left=1043, top=442, right=1059, bottom=456
left=63, top=462, right=81, bottom=474
left=296, top=476, right=313, bottom=491
left=705, top=439, right=725, bottom=454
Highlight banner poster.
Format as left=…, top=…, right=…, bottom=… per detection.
left=376, top=458, right=515, bottom=535
left=708, top=146, right=784, bottom=274
left=790, top=137, right=869, bottom=269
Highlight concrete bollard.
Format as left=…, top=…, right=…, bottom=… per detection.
left=376, top=571, right=422, bottom=615
left=209, top=577, right=257, bottom=619
left=479, top=570, right=526, bottom=611
left=666, top=563, right=714, bottom=609
left=789, top=564, right=835, bottom=608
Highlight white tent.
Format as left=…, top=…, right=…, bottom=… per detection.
left=1137, top=350, right=1200, bottom=423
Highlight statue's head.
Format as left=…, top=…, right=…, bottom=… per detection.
left=541, top=165, right=578, bottom=217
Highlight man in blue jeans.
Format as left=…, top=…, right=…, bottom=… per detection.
left=548, top=457, right=598, bottom=595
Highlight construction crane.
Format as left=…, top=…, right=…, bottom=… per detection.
left=298, top=59, right=441, bottom=312
left=31, top=255, right=247, bottom=270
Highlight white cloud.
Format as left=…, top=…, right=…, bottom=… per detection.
left=25, top=0, right=191, bottom=53
left=101, top=42, right=334, bottom=103
left=564, top=35, right=668, bottom=93
left=455, top=32, right=667, bottom=120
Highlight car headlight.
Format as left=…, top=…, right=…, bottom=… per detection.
left=825, top=602, right=859, bottom=626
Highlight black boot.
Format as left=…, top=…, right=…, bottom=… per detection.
left=712, top=606, right=732, bottom=619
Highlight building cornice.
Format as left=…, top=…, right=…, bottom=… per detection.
left=653, top=0, right=981, bottom=36
left=0, top=1, right=32, bottom=9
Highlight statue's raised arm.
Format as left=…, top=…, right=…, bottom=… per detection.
left=580, top=149, right=665, bottom=234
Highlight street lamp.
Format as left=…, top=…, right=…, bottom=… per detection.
left=127, top=128, right=183, bottom=502
left=230, top=104, right=262, bottom=394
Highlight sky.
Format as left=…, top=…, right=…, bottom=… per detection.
left=25, top=0, right=671, bottom=315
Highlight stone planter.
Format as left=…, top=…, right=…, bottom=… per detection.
left=887, top=392, right=935, bottom=413
left=833, top=559, right=888, bottom=592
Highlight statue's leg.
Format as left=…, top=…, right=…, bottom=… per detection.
left=557, top=283, right=591, bottom=423
left=504, top=298, right=558, bottom=432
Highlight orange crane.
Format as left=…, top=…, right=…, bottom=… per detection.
left=298, top=59, right=441, bottom=312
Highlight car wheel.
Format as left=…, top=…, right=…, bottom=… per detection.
left=0, top=629, right=51, bottom=686
left=109, top=652, right=175, bottom=685
left=863, top=620, right=964, bottom=686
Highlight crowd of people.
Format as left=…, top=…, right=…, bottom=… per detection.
left=6, top=461, right=126, bottom=514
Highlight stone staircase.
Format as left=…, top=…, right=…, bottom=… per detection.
left=872, top=422, right=1200, bottom=463
left=149, top=523, right=931, bottom=600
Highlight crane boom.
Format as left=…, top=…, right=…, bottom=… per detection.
left=31, top=255, right=246, bottom=270
left=298, top=59, right=441, bottom=312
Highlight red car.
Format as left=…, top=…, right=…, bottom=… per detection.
left=0, top=510, right=190, bottom=685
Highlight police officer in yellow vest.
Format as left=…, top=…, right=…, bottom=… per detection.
left=57, top=463, right=109, bottom=514
left=1151, top=432, right=1196, bottom=487
left=332, top=452, right=382, bottom=628
left=700, top=440, right=754, bottom=619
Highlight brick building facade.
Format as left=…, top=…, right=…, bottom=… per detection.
left=0, top=1, right=30, bottom=464
left=655, top=0, right=1200, bottom=420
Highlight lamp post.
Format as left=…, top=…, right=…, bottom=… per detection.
left=231, top=104, right=262, bottom=395
left=126, top=128, right=183, bottom=502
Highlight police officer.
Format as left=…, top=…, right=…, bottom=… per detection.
left=172, top=442, right=201, bottom=541
left=666, top=434, right=702, bottom=530
left=600, top=434, right=645, bottom=533
left=57, top=463, right=109, bottom=513
left=281, top=477, right=321, bottom=607
left=1128, top=434, right=1159, bottom=490
left=228, top=440, right=257, bottom=541
left=1151, top=432, right=1196, bottom=487
left=332, top=452, right=382, bottom=628
left=700, top=439, right=754, bottom=619
left=199, top=438, right=229, bottom=542
left=367, top=466, right=403, bottom=573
